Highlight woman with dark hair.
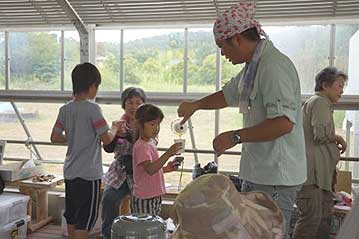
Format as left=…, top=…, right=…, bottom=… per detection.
left=101, top=87, right=146, bottom=239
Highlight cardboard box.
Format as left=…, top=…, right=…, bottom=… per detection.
left=336, top=171, right=352, bottom=194
left=0, top=162, right=44, bottom=182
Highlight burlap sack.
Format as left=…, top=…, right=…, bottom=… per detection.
left=170, top=174, right=284, bottom=239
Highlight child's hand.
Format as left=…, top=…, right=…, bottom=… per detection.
left=166, top=143, right=182, bottom=157
left=112, top=120, right=128, bottom=137
left=164, top=161, right=179, bottom=172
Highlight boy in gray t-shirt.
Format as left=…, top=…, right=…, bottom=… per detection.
left=51, top=63, right=119, bottom=239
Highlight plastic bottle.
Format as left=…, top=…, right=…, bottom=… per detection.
left=192, top=163, right=202, bottom=179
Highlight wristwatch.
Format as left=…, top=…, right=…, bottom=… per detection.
left=231, top=131, right=242, bottom=144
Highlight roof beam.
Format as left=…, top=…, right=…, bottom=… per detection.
left=56, top=0, right=87, bottom=34
left=28, top=0, right=49, bottom=24
left=56, top=0, right=92, bottom=63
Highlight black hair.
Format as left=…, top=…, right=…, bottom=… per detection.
left=240, top=27, right=260, bottom=41
left=72, top=62, right=101, bottom=95
left=133, top=104, right=164, bottom=141
left=135, top=103, right=164, bottom=125
left=315, top=67, right=348, bottom=92
left=121, top=87, right=146, bottom=109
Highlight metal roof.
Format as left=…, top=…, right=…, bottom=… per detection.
left=0, top=0, right=358, bottom=28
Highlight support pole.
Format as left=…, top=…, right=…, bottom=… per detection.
left=10, top=102, right=42, bottom=162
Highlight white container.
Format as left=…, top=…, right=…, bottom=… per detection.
left=0, top=193, right=30, bottom=226
left=0, top=216, right=30, bottom=239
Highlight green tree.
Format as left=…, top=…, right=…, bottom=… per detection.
left=98, top=53, right=120, bottom=89
left=64, top=36, right=80, bottom=90
left=29, top=32, right=60, bottom=82
left=198, top=53, right=216, bottom=85
left=124, top=56, right=141, bottom=84
left=10, top=32, right=60, bottom=85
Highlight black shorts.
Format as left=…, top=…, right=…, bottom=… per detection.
left=64, top=178, right=101, bottom=231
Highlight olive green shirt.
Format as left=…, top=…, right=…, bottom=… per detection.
left=302, top=92, right=340, bottom=191
left=222, top=40, right=307, bottom=186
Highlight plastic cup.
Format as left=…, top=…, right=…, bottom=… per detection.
left=174, top=138, right=185, bottom=154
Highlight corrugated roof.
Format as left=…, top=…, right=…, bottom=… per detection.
left=0, top=0, right=358, bottom=28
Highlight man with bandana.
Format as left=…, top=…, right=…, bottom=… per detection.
left=177, top=2, right=306, bottom=238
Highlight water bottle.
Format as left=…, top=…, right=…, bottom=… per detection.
left=192, top=163, right=202, bottom=179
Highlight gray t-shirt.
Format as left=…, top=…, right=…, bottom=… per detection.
left=53, top=99, right=109, bottom=180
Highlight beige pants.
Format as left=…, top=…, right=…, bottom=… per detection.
left=292, top=185, right=334, bottom=239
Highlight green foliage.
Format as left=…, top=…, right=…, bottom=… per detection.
left=270, top=25, right=359, bottom=93
left=193, top=53, right=216, bottom=85
left=63, top=36, right=81, bottom=90
left=124, top=56, right=141, bottom=84
left=3, top=26, right=359, bottom=93
left=10, top=32, right=60, bottom=86
left=30, top=33, right=60, bottom=82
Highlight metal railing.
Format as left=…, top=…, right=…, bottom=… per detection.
left=3, top=139, right=359, bottom=184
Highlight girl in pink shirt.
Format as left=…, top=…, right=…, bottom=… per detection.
left=132, top=103, right=182, bottom=215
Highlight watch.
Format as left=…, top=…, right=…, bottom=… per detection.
left=231, top=131, right=242, bottom=144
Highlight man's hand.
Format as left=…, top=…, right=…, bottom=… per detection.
left=335, top=135, right=347, bottom=154
left=177, top=101, right=197, bottom=124
left=212, top=130, right=238, bottom=156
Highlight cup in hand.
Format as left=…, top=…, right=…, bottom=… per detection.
left=114, top=120, right=127, bottom=136
left=174, top=139, right=185, bottom=154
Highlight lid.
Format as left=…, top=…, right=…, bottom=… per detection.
left=112, top=214, right=166, bottom=237
left=0, top=193, right=30, bottom=208
left=120, top=214, right=159, bottom=222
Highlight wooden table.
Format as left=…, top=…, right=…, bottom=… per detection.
left=164, top=186, right=181, bottom=200
left=7, top=176, right=64, bottom=232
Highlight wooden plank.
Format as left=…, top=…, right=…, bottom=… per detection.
left=336, top=170, right=352, bottom=194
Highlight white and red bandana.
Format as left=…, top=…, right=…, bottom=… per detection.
left=213, top=2, right=267, bottom=43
